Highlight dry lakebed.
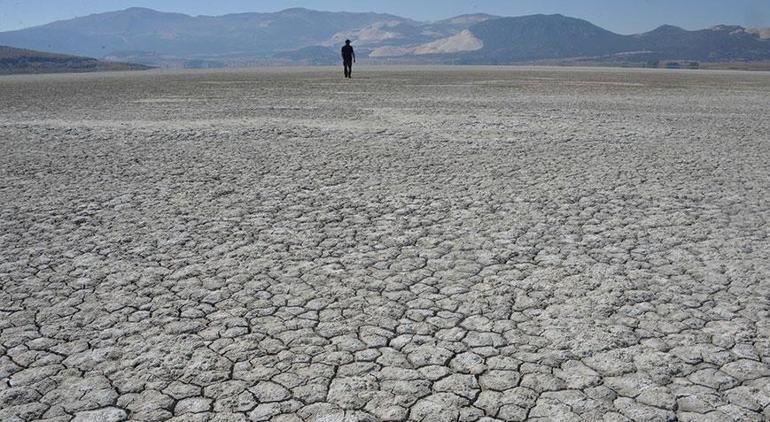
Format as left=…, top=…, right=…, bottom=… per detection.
left=0, top=66, right=769, bottom=421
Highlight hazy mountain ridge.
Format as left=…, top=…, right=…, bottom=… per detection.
left=634, top=24, right=770, bottom=61
left=466, top=14, right=639, bottom=62
left=0, top=7, right=415, bottom=59
left=0, top=45, right=150, bottom=74
left=0, top=7, right=768, bottom=67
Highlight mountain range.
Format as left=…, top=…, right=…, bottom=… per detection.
left=0, top=7, right=768, bottom=68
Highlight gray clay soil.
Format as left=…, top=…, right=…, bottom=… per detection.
left=1, top=67, right=769, bottom=421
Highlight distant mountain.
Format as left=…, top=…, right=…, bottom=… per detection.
left=461, top=15, right=770, bottom=64
left=426, top=14, right=500, bottom=35
left=635, top=24, right=770, bottom=61
left=465, top=14, right=639, bottom=62
left=0, top=7, right=415, bottom=61
left=0, top=8, right=769, bottom=67
left=0, top=45, right=150, bottom=74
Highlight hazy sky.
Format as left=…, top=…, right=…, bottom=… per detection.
left=1, top=0, right=769, bottom=34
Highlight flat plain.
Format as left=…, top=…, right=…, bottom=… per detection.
left=1, top=66, right=769, bottom=421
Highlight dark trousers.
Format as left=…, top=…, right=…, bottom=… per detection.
left=343, top=60, right=353, bottom=78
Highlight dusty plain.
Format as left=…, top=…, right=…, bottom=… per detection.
left=1, top=66, right=769, bottom=421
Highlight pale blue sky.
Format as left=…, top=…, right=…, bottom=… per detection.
left=0, top=0, right=768, bottom=33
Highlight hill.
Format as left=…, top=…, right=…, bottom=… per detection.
left=465, top=14, right=640, bottom=63
left=0, top=45, right=150, bottom=75
left=0, top=7, right=415, bottom=60
left=634, top=25, right=770, bottom=61
left=459, top=16, right=770, bottom=65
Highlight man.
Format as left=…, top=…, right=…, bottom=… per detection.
left=341, top=40, right=355, bottom=79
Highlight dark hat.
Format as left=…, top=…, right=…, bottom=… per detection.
left=345, top=39, right=351, bottom=44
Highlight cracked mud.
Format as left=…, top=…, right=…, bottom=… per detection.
left=1, top=67, right=769, bottom=421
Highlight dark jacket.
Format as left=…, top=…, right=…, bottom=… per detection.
left=342, top=45, right=355, bottom=62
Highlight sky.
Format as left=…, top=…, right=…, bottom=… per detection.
left=0, top=0, right=769, bottom=34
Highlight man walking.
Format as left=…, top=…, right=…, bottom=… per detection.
left=341, top=40, right=355, bottom=78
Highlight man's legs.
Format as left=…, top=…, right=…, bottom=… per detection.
left=344, top=60, right=352, bottom=78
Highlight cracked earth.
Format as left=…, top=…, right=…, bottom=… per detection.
left=0, top=67, right=769, bottom=421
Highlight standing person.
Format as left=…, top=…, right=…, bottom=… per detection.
left=341, top=40, right=355, bottom=79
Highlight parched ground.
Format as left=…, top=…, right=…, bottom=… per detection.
left=0, top=67, right=769, bottom=422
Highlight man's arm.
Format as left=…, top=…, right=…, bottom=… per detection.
left=353, top=49, right=356, bottom=63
